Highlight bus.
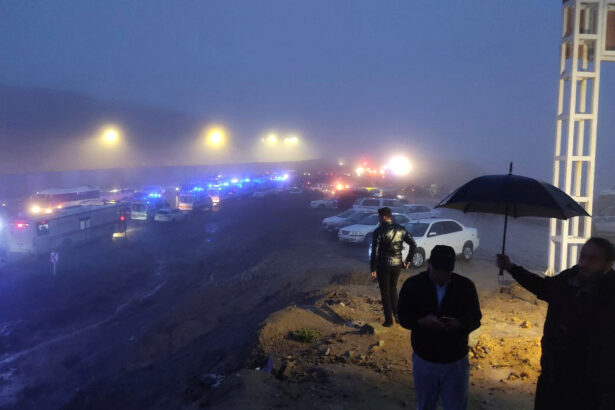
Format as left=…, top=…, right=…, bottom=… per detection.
left=7, top=203, right=125, bottom=255
left=28, top=186, right=101, bottom=215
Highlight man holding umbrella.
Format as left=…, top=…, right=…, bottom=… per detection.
left=497, top=237, right=615, bottom=410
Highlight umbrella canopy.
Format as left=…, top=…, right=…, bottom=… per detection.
left=435, top=173, right=589, bottom=219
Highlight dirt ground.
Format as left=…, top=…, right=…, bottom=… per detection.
left=199, top=259, right=547, bottom=410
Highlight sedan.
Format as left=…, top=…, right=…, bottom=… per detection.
left=154, top=208, right=186, bottom=223
left=338, top=213, right=411, bottom=244
left=402, top=219, right=479, bottom=268
left=322, top=209, right=375, bottom=233
left=310, top=199, right=337, bottom=209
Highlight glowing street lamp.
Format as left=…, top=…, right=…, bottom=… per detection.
left=101, top=127, right=121, bottom=145
left=264, top=133, right=278, bottom=145
left=283, top=136, right=299, bottom=145
left=205, top=127, right=227, bottom=148
left=387, top=156, right=412, bottom=176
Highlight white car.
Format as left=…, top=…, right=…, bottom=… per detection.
left=154, top=208, right=186, bottom=222
left=322, top=209, right=374, bottom=232
left=310, top=199, right=337, bottom=209
left=402, top=204, right=441, bottom=220
left=338, top=213, right=411, bottom=244
left=402, top=219, right=479, bottom=268
left=593, top=207, right=615, bottom=236
left=352, top=197, right=407, bottom=213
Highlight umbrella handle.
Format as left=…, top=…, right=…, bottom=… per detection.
left=499, top=210, right=509, bottom=277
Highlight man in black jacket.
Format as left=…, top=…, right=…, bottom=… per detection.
left=497, top=237, right=615, bottom=410
left=370, top=207, right=417, bottom=327
left=398, top=245, right=481, bottom=410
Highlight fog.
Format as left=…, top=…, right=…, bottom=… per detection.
left=0, top=0, right=613, bottom=189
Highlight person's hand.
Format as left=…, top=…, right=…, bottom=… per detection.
left=371, top=271, right=377, bottom=279
left=403, top=261, right=410, bottom=269
left=496, top=254, right=513, bottom=271
left=418, top=313, right=443, bottom=330
left=440, top=316, right=463, bottom=331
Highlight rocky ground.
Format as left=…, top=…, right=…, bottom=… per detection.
left=199, top=260, right=547, bottom=410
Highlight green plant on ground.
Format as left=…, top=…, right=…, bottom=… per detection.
left=288, top=328, right=320, bottom=343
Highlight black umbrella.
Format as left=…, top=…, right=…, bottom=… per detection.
left=435, top=163, right=589, bottom=279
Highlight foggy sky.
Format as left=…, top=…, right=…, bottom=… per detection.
left=1, top=1, right=614, bottom=188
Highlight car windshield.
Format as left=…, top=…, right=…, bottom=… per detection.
left=406, top=222, right=430, bottom=237
left=336, top=209, right=356, bottom=218
left=357, top=214, right=379, bottom=225
left=131, top=203, right=146, bottom=212
left=348, top=212, right=371, bottom=222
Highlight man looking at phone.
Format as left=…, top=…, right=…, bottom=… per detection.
left=398, top=245, right=481, bottom=410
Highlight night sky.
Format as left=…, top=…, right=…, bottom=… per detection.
left=1, top=1, right=614, bottom=187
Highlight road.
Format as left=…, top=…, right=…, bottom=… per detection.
left=0, top=192, right=369, bottom=409
left=0, top=192, right=557, bottom=409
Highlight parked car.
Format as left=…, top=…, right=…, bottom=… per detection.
left=154, top=208, right=186, bottom=222
left=253, top=190, right=275, bottom=198
left=310, top=198, right=337, bottom=209
left=288, top=187, right=303, bottom=194
left=338, top=213, right=411, bottom=244
left=352, top=197, right=407, bottom=213
left=402, top=204, right=441, bottom=220
left=322, top=209, right=374, bottom=233
left=402, top=219, right=479, bottom=268
left=593, top=206, right=615, bottom=236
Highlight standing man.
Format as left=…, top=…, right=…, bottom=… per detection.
left=398, top=245, right=481, bottom=410
left=497, top=237, right=615, bottom=410
left=370, top=207, right=417, bottom=327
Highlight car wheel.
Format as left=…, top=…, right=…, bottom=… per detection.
left=462, top=242, right=474, bottom=261
left=412, top=249, right=425, bottom=268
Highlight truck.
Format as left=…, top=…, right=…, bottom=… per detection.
left=7, top=203, right=125, bottom=255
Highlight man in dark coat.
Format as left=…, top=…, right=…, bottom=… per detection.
left=398, top=245, right=481, bottom=410
left=497, top=237, right=615, bottom=410
left=370, top=207, right=417, bottom=327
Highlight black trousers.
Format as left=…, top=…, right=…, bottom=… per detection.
left=377, top=265, right=402, bottom=324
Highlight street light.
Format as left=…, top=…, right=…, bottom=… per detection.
left=101, top=127, right=121, bottom=145
left=387, top=156, right=412, bottom=176
left=265, top=133, right=278, bottom=145
left=205, top=127, right=227, bottom=148
left=283, top=135, right=299, bottom=145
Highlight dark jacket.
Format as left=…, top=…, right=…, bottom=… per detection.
left=397, top=271, right=481, bottom=363
left=370, top=222, right=417, bottom=271
left=509, top=265, right=615, bottom=409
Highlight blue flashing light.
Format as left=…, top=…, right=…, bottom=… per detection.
left=222, top=182, right=229, bottom=186
left=243, top=178, right=251, bottom=182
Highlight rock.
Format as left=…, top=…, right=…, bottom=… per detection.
left=319, top=347, right=331, bottom=357
left=199, top=373, right=225, bottom=388
left=278, top=360, right=295, bottom=380
left=520, top=320, right=532, bottom=329
left=360, top=323, right=384, bottom=335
